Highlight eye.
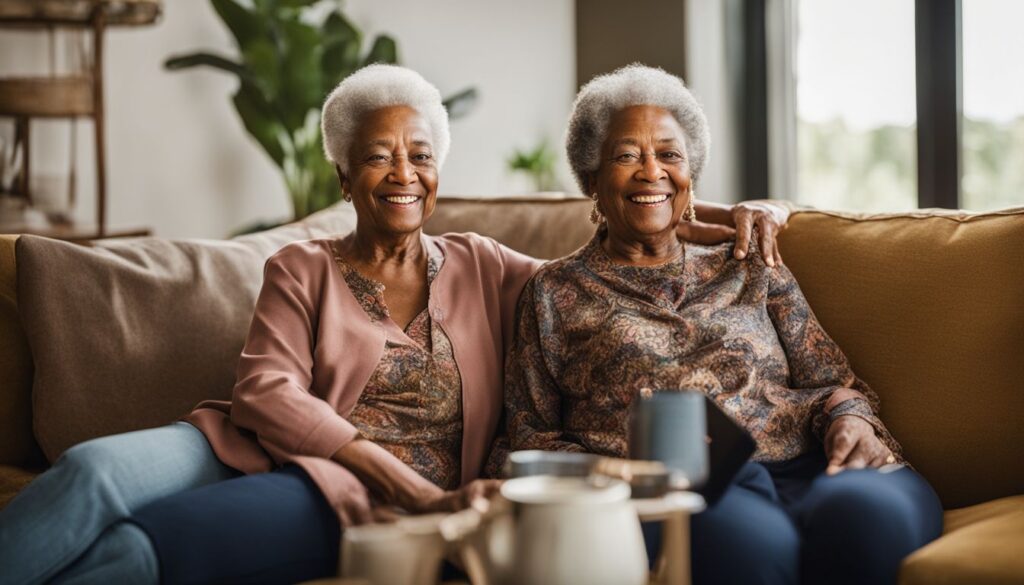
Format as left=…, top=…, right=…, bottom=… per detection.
left=412, top=152, right=434, bottom=163
left=366, top=154, right=390, bottom=165
left=659, top=151, right=685, bottom=161
left=614, top=152, right=640, bottom=163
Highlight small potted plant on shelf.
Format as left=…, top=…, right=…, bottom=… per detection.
left=507, top=139, right=560, bottom=193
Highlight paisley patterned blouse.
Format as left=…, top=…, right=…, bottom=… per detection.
left=333, top=243, right=463, bottom=490
left=505, top=229, right=902, bottom=463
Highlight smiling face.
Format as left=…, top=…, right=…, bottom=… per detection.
left=588, top=105, right=692, bottom=241
left=340, top=105, right=439, bottom=237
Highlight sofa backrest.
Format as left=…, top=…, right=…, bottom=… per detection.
left=776, top=208, right=1024, bottom=510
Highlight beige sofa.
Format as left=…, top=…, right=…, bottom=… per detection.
left=1, top=196, right=1022, bottom=584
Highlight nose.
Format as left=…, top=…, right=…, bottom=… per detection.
left=389, top=156, right=417, bottom=186
left=636, top=153, right=666, bottom=183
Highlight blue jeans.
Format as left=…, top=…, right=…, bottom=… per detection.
left=0, top=422, right=236, bottom=585
left=645, top=450, right=944, bottom=585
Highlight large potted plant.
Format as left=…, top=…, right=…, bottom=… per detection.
left=165, top=0, right=476, bottom=222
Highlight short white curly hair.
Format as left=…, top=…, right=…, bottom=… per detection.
left=565, top=64, right=710, bottom=194
left=322, top=64, right=451, bottom=173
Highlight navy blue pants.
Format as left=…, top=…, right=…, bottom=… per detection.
left=644, top=449, right=943, bottom=585
left=131, top=465, right=341, bottom=585
left=132, top=465, right=466, bottom=585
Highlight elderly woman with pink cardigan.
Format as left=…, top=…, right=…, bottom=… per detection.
left=0, top=65, right=789, bottom=584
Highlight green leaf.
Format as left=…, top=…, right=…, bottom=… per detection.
left=278, top=19, right=323, bottom=129
left=276, top=0, right=319, bottom=7
left=164, top=52, right=249, bottom=78
left=233, top=81, right=287, bottom=166
left=443, top=87, right=479, bottom=120
left=320, top=11, right=362, bottom=93
left=363, top=35, right=399, bottom=65
left=241, top=39, right=280, bottom=99
left=211, top=0, right=266, bottom=52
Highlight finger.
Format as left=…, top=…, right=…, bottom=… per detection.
left=482, top=479, right=503, bottom=498
left=371, top=506, right=402, bottom=524
left=773, top=246, right=784, bottom=267
left=678, top=221, right=737, bottom=245
left=868, top=451, right=891, bottom=469
left=350, top=503, right=375, bottom=526
left=826, top=430, right=855, bottom=475
left=757, top=219, right=776, bottom=267
left=734, top=211, right=753, bottom=259
left=843, top=440, right=872, bottom=470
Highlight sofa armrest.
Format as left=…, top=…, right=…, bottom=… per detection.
left=0, top=235, right=43, bottom=468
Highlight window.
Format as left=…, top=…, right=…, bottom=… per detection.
left=962, top=0, right=1024, bottom=211
left=763, top=0, right=1024, bottom=211
left=794, top=0, right=917, bottom=212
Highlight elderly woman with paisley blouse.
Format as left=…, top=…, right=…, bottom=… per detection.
left=504, top=65, right=943, bottom=585
left=0, top=65, right=790, bottom=584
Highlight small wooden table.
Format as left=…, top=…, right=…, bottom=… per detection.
left=634, top=491, right=707, bottom=585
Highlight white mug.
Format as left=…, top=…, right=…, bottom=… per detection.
left=339, top=514, right=449, bottom=585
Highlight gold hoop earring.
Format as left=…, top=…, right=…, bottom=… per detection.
left=589, top=194, right=605, bottom=224
left=684, top=197, right=697, bottom=222
left=342, top=192, right=352, bottom=203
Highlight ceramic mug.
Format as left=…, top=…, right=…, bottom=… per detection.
left=339, top=514, right=449, bottom=585
left=628, top=389, right=709, bottom=489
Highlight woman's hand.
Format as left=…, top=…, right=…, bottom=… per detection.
left=683, top=200, right=791, bottom=266
left=730, top=201, right=789, bottom=267
left=824, top=415, right=895, bottom=475
left=418, top=479, right=503, bottom=514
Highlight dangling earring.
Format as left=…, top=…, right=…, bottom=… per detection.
left=684, top=196, right=697, bottom=222
left=589, top=194, right=605, bottom=224
left=342, top=191, right=352, bottom=203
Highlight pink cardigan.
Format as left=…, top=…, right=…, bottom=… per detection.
left=185, top=233, right=541, bottom=526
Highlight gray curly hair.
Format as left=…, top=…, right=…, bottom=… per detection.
left=565, top=64, right=710, bottom=194
left=322, top=64, right=451, bottom=173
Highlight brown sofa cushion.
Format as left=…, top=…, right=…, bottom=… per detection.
left=901, top=495, right=1024, bottom=585
left=17, top=204, right=357, bottom=462
left=779, top=208, right=1024, bottom=509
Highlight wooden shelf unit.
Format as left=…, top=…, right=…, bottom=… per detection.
left=0, top=0, right=160, bottom=238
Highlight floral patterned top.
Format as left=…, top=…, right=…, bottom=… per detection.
left=334, top=242, right=463, bottom=490
left=505, top=229, right=902, bottom=463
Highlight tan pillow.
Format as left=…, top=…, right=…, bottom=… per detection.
left=779, top=208, right=1024, bottom=509
left=18, top=204, right=356, bottom=462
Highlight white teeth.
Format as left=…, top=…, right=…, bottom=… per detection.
left=383, top=195, right=418, bottom=204
left=630, top=194, right=669, bottom=204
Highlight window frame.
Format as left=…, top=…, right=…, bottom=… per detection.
left=745, top=0, right=965, bottom=209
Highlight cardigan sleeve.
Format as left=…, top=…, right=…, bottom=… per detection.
left=229, top=247, right=360, bottom=461
left=765, top=263, right=903, bottom=460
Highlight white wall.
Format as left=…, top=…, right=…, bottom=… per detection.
left=344, top=1, right=577, bottom=198
left=0, top=0, right=576, bottom=238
